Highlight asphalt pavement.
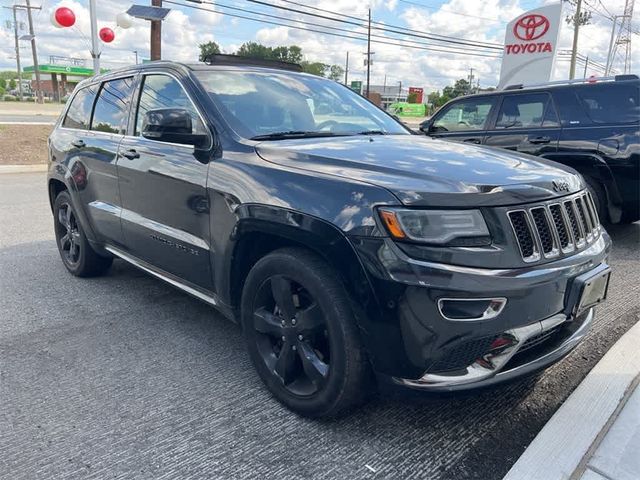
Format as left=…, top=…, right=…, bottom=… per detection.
left=1, top=172, right=638, bottom=480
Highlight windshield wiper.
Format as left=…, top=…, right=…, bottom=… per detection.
left=356, top=130, right=387, bottom=135
left=250, top=130, right=350, bottom=140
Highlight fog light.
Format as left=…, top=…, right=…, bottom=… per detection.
left=437, top=298, right=507, bottom=321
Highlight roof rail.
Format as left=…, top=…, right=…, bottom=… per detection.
left=503, top=74, right=639, bottom=91
left=202, top=54, right=303, bottom=72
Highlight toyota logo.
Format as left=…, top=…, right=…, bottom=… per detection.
left=513, top=14, right=550, bottom=41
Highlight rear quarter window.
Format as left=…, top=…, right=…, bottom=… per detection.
left=576, top=83, right=640, bottom=124
left=62, top=85, right=98, bottom=130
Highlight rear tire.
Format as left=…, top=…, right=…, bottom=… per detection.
left=53, top=190, right=113, bottom=277
left=240, top=247, right=373, bottom=418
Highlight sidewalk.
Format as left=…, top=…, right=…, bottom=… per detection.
left=504, top=320, right=640, bottom=480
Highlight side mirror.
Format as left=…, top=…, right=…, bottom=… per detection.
left=419, top=119, right=433, bottom=134
left=142, top=108, right=209, bottom=148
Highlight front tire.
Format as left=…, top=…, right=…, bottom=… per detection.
left=240, top=248, right=373, bottom=418
left=53, top=190, right=112, bottom=277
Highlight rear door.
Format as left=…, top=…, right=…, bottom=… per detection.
left=54, top=77, right=136, bottom=246
left=427, top=96, right=497, bottom=145
left=483, top=92, right=561, bottom=156
left=116, top=72, right=213, bottom=290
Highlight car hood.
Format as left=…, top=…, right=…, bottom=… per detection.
left=255, top=135, right=583, bottom=207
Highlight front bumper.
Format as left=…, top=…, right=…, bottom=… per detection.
left=393, top=307, right=593, bottom=391
left=349, top=230, right=612, bottom=381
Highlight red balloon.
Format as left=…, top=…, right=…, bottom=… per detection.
left=52, top=7, right=76, bottom=28
left=99, top=27, right=115, bottom=43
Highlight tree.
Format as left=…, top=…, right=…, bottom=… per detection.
left=9, top=79, right=16, bottom=90
left=407, top=91, right=418, bottom=104
left=199, top=41, right=221, bottom=62
left=327, top=64, right=344, bottom=82
left=236, top=41, right=274, bottom=60
left=300, top=61, right=327, bottom=77
left=0, top=79, right=6, bottom=90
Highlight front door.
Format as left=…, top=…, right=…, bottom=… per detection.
left=116, top=73, right=214, bottom=290
left=483, top=92, right=561, bottom=156
left=427, top=96, right=497, bottom=145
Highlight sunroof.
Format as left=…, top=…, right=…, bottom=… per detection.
left=127, top=5, right=172, bottom=21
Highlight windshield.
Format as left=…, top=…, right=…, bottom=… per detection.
left=194, top=69, right=410, bottom=139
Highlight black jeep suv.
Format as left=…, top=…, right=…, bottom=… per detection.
left=48, top=57, right=611, bottom=417
left=419, top=75, right=639, bottom=225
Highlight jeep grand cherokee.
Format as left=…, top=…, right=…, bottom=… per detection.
left=47, top=56, right=612, bottom=417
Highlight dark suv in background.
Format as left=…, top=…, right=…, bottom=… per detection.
left=48, top=56, right=611, bottom=417
left=420, top=75, right=639, bottom=224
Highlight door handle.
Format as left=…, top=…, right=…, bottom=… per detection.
left=528, top=136, right=551, bottom=144
left=463, top=138, right=482, bottom=144
left=121, top=149, right=140, bottom=160
left=71, top=139, right=86, bottom=148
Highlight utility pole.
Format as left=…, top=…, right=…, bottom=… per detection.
left=151, top=0, right=162, bottom=60
left=468, top=67, right=475, bottom=94
left=344, top=51, right=349, bottom=85
left=605, top=16, right=620, bottom=75
left=23, top=0, right=42, bottom=103
left=583, top=55, right=589, bottom=78
left=569, top=0, right=582, bottom=79
left=365, top=8, right=371, bottom=98
left=134, top=50, right=139, bottom=65
left=4, top=6, right=24, bottom=101
left=89, top=0, right=100, bottom=74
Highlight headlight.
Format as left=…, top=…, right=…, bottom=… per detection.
left=378, top=208, right=491, bottom=246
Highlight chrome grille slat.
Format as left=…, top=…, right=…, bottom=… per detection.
left=508, top=191, right=601, bottom=262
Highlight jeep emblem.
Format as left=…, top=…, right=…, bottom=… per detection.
left=552, top=180, right=570, bottom=192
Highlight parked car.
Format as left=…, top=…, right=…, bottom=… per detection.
left=47, top=56, right=611, bottom=417
left=419, top=75, right=639, bottom=224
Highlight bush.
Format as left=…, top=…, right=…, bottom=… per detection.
left=3, top=94, right=17, bottom=101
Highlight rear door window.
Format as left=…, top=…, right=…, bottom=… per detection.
left=91, top=77, right=136, bottom=134
left=495, top=93, right=558, bottom=129
left=62, top=85, right=98, bottom=130
left=576, top=84, right=639, bottom=124
left=432, top=98, right=496, bottom=132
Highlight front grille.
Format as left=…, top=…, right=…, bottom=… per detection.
left=517, top=325, right=563, bottom=354
left=430, top=335, right=499, bottom=373
left=508, top=191, right=600, bottom=262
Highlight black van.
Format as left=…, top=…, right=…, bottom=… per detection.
left=420, top=76, right=640, bottom=224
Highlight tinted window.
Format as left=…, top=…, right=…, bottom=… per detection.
left=496, top=93, right=557, bottom=129
left=576, top=84, right=639, bottom=124
left=135, top=75, right=207, bottom=137
left=194, top=70, right=408, bottom=138
left=432, top=98, right=495, bottom=132
left=91, top=77, right=135, bottom=134
left=62, top=85, right=97, bottom=130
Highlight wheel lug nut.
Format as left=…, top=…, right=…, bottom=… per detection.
left=292, top=345, right=297, bottom=351
left=298, top=335, right=303, bottom=341
left=291, top=319, right=296, bottom=325
left=281, top=336, right=286, bottom=341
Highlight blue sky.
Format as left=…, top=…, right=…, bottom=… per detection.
left=0, top=0, right=636, bottom=91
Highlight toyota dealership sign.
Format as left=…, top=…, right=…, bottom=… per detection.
left=498, top=3, right=563, bottom=89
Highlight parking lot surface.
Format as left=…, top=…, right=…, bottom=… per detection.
left=1, top=172, right=638, bottom=480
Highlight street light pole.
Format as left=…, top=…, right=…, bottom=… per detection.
left=7, top=6, right=24, bottom=101
left=89, top=0, right=101, bottom=74
left=344, top=51, right=349, bottom=86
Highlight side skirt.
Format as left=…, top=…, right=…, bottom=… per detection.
left=104, top=245, right=237, bottom=322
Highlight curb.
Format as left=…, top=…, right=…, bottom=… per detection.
left=0, top=164, right=48, bottom=174
left=503, top=320, right=640, bottom=480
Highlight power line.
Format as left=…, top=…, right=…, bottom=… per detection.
left=275, top=0, right=503, bottom=49
left=171, top=0, right=503, bottom=58
left=396, top=0, right=506, bottom=24
left=204, top=0, right=501, bottom=54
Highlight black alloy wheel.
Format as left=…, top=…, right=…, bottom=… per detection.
left=56, top=202, right=82, bottom=267
left=253, top=274, right=330, bottom=396
left=241, top=248, right=372, bottom=418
